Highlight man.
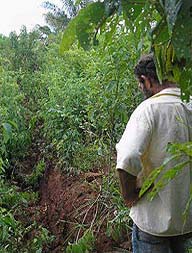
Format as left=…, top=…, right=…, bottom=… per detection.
left=116, top=53, right=192, bottom=253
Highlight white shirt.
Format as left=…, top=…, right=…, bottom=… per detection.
left=116, top=88, right=192, bottom=236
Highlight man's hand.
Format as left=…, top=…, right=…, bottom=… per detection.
left=117, top=169, right=140, bottom=208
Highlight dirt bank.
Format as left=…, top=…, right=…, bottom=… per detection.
left=27, top=166, right=132, bottom=252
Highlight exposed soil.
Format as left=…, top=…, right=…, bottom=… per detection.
left=25, top=164, right=132, bottom=253
left=14, top=120, right=132, bottom=252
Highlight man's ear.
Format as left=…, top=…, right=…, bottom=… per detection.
left=141, top=75, right=152, bottom=88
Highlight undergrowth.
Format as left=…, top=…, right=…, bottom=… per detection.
left=63, top=170, right=132, bottom=252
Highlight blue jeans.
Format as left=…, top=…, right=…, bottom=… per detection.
left=132, top=223, right=192, bottom=253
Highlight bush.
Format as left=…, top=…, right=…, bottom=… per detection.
left=0, top=70, right=31, bottom=163
left=40, top=30, right=142, bottom=172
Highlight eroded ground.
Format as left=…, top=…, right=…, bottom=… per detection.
left=25, top=166, right=132, bottom=252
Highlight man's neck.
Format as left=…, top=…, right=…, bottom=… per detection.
left=153, top=82, right=177, bottom=95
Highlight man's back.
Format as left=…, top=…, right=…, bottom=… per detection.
left=116, top=87, right=192, bottom=236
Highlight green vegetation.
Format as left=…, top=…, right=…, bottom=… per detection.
left=61, top=0, right=192, bottom=100
left=0, top=0, right=191, bottom=251
left=66, top=230, right=95, bottom=253
left=0, top=22, right=138, bottom=251
left=41, top=29, right=141, bottom=171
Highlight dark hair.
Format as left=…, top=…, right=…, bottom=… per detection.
left=134, top=53, right=160, bottom=84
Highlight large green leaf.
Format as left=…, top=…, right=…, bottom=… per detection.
left=164, top=0, right=182, bottom=35
left=103, top=15, right=119, bottom=47
left=171, top=0, right=192, bottom=100
left=60, top=2, right=106, bottom=52
left=152, top=18, right=170, bottom=44
left=172, top=0, right=192, bottom=60
left=151, top=17, right=170, bottom=83
left=121, top=0, right=145, bottom=22
left=151, top=0, right=192, bottom=100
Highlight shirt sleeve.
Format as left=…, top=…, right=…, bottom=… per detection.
left=116, top=104, right=152, bottom=176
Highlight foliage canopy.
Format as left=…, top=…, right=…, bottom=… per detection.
left=60, top=0, right=192, bottom=100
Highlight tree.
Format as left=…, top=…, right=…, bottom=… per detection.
left=60, top=0, right=192, bottom=100
left=42, top=0, right=93, bottom=33
left=9, top=26, right=46, bottom=73
left=42, top=1, right=70, bottom=33
left=0, top=35, right=11, bottom=71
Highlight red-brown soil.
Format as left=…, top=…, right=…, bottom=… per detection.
left=15, top=121, right=131, bottom=252
left=26, top=166, right=132, bottom=253
left=0, top=111, right=131, bottom=253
